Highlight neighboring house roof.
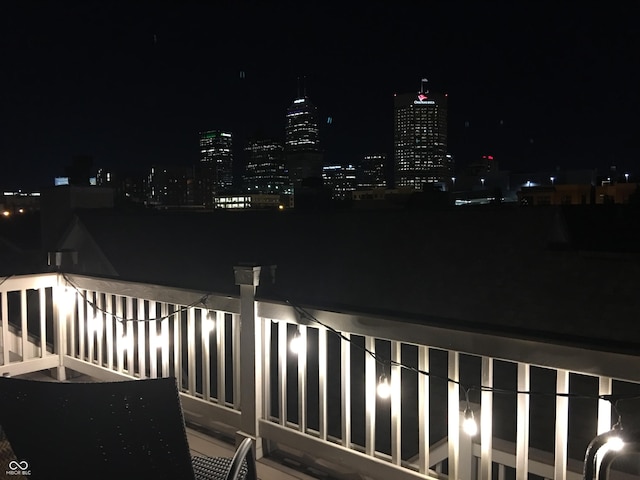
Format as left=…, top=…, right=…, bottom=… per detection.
left=56, top=205, right=640, bottom=349
left=0, top=213, right=44, bottom=276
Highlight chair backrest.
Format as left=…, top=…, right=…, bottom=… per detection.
left=0, top=376, right=195, bottom=480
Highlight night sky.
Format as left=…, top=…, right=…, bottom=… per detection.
left=2, top=2, right=639, bottom=190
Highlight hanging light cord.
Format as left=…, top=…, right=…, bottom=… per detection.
left=58, top=273, right=640, bottom=405
left=61, top=273, right=212, bottom=324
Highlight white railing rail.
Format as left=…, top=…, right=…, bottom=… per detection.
left=2, top=270, right=640, bottom=480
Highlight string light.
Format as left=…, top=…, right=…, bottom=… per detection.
left=289, top=328, right=304, bottom=355
left=376, top=373, right=391, bottom=399
left=88, top=315, right=103, bottom=334
left=462, top=388, right=478, bottom=436
left=203, top=311, right=216, bottom=334
left=583, top=408, right=626, bottom=480
left=61, top=273, right=211, bottom=324
left=58, top=274, right=640, bottom=438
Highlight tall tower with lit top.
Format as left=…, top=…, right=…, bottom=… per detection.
left=284, top=81, right=323, bottom=187
left=393, top=78, right=450, bottom=189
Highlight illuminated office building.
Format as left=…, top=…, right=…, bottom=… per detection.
left=147, top=166, right=196, bottom=206
left=285, top=96, right=323, bottom=186
left=357, top=154, right=387, bottom=189
left=394, top=79, right=450, bottom=189
left=322, top=164, right=357, bottom=200
left=199, top=130, right=233, bottom=206
left=243, top=139, right=290, bottom=194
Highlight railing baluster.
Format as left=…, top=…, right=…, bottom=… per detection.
left=365, top=336, right=376, bottom=456
left=126, top=296, right=134, bottom=374
left=341, top=332, right=351, bottom=448
left=263, top=316, right=272, bottom=422
left=201, top=307, right=210, bottom=401
left=554, top=369, right=569, bottom=480
left=161, top=302, right=170, bottom=377
left=418, top=345, right=429, bottom=474
left=598, top=376, right=613, bottom=434
left=216, top=311, right=226, bottom=406
left=39, top=288, right=46, bottom=356
left=278, top=320, right=287, bottom=425
left=87, top=291, right=95, bottom=364
left=516, top=362, right=530, bottom=480
left=78, top=290, right=86, bottom=362
left=297, top=324, right=307, bottom=432
left=187, top=306, right=196, bottom=394
left=232, top=313, right=241, bottom=410
left=480, top=356, right=494, bottom=480
left=318, top=326, right=327, bottom=441
left=391, top=340, right=401, bottom=465
left=105, top=294, right=113, bottom=369
left=137, top=299, right=147, bottom=378
left=116, top=295, right=124, bottom=373
left=448, top=351, right=460, bottom=480
left=173, top=304, right=182, bottom=388
left=67, top=288, right=76, bottom=359
left=149, top=301, right=157, bottom=379
left=20, top=289, right=27, bottom=361
left=96, top=292, right=103, bottom=367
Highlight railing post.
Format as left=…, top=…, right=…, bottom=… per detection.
left=54, top=273, right=69, bottom=381
left=234, top=264, right=263, bottom=459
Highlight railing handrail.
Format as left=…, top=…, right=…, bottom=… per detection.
left=9, top=272, right=634, bottom=384
left=257, top=298, right=640, bottom=384
left=61, top=273, right=241, bottom=315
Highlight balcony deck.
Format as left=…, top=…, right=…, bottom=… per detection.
left=2, top=271, right=640, bottom=479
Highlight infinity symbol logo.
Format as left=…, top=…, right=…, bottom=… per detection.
left=8, top=460, right=29, bottom=471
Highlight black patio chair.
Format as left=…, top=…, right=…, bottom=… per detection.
left=0, top=376, right=257, bottom=480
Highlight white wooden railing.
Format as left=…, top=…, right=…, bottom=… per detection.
left=1, top=270, right=640, bottom=480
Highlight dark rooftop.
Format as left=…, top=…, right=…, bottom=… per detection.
left=53, top=205, right=640, bottom=350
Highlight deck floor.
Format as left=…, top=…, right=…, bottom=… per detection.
left=187, top=427, right=317, bottom=480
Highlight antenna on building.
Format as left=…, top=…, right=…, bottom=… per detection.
left=420, top=78, right=429, bottom=94
left=296, top=76, right=301, bottom=98
left=303, top=75, right=307, bottom=97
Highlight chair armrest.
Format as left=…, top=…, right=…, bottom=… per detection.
left=226, top=437, right=257, bottom=480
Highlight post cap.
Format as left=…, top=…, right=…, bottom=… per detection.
left=234, top=264, right=261, bottom=286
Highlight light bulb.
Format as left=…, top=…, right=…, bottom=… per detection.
left=463, top=408, right=478, bottom=436
left=151, top=334, right=164, bottom=350
left=204, top=312, right=216, bottom=333
left=89, top=315, right=103, bottom=334
left=604, top=435, right=624, bottom=452
left=377, top=374, right=391, bottom=399
left=290, top=331, right=303, bottom=355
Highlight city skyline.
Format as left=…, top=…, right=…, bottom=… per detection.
left=2, top=2, right=639, bottom=190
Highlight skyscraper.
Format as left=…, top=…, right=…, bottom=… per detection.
left=243, top=138, right=290, bottom=194
left=199, top=130, right=233, bottom=206
left=284, top=95, right=323, bottom=187
left=393, top=79, right=451, bottom=189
